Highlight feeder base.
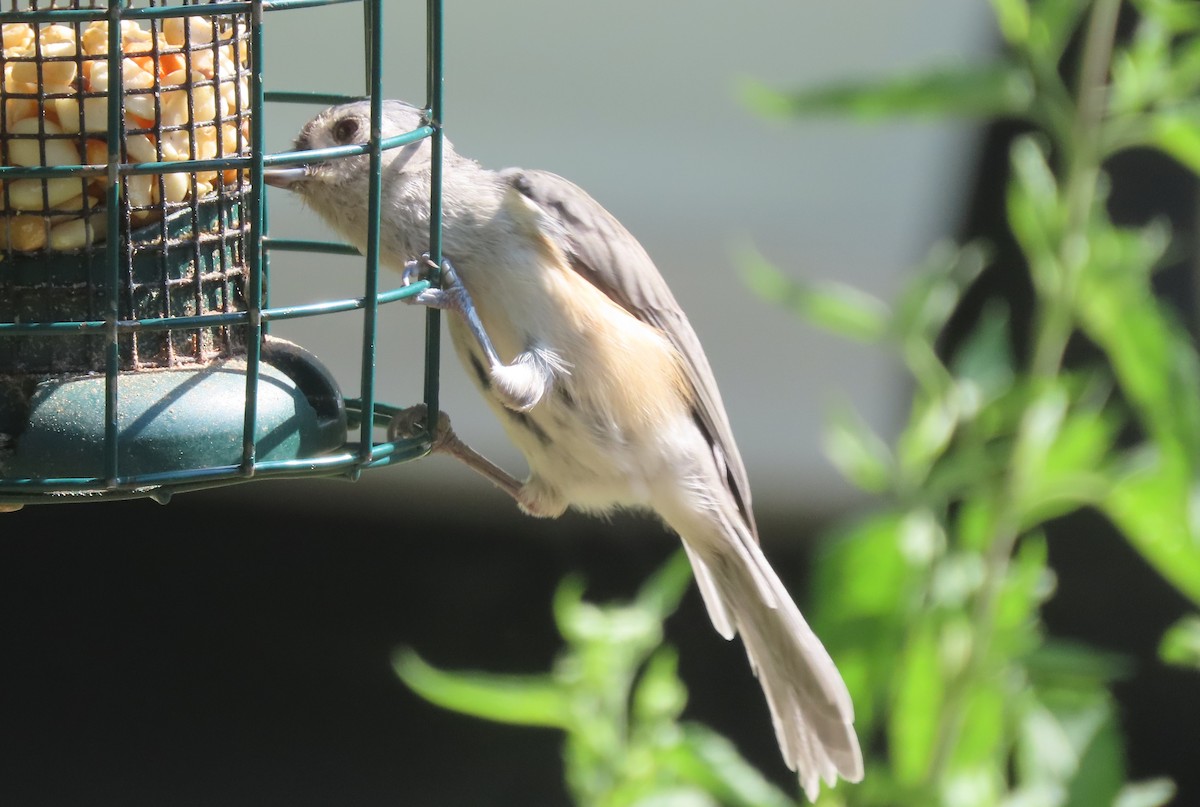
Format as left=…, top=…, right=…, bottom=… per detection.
left=0, top=339, right=346, bottom=482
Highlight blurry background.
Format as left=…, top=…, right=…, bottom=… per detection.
left=0, top=1, right=1196, bottom=805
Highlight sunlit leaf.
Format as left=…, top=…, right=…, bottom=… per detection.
left=951, top=301, right=1016, bottom=411
left=1007, top=137, right=1064, bottom=295
left=1149, top=113, right=1200, bottom=175
left=1110, top=21, right=1174, bottom=114
left=994, top=534, right=1054, bottom=653
left=1017, top=701, right=1078, bottom=785
left=811, top=511, right=913, bottom=622
left=896, top=391, right=959, bottom=488
left=741, top=64, right=1034, bottom=121
left=1113, top=778, right=1177, bottom=807
left=890, top=623, right=943, bottom=785
left=1103, top=450, right=1200, bottom=608
left=1027, top=0, right=1090, bottom=62
left=823, top=404, right=894, bottom=492
left=1063, top=698, right=1125, bottom=807
left=1026, top=639, right=1134, bottom=686
left=1016, top=404, right=1118, bottom=526
left=893, top=242, right=988, bottom=348
left=636, top=551, right=696, bottom=622
left=666, top=724, right=799, bottom=807
left=1158, top=614, right=1200, bottom=669
left=1130, top=0, right=1200, bottom=32
left=950, top=681, right=1006, bottom=772
left=990, top=0, right=1031, bottom=44
left=739, top=246, right=890, bottom=342
left=632, top=647, right=689, bottom=725
left=627, top=787, right=721, bottom=807
left=392, top=649, right=571, bottom=728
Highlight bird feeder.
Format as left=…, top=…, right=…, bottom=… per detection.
left=0, top=0, right=444, bottom=507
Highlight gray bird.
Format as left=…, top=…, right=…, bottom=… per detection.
left=265, top=99, right=863, bottom=800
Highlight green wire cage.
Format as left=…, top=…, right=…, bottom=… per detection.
left=0, top=0, right=444, bottom=507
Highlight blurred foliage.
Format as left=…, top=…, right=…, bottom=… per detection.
left=394, top=552, right=800, bottom=807
left=394, top=1, right=1198, bottom=805
left=741, top=0, right=1199, bottom=804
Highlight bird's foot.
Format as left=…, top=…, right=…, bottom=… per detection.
left=402, top=255, right=469, bottom=313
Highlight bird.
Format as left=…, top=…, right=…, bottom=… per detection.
left=264, top=98, right=863, bottom=800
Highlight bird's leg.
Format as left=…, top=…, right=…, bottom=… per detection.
left=388, top=404, right=525, bottom=503
left=402, top=257, right=566, bottom=412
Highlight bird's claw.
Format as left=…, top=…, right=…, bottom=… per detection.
left=402, top=255, right=466, bottom=312
left=387, top=403, right=455, bottom=450
left=402, top=254, right=459, bottom=287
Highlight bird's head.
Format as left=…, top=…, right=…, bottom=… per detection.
left=264, top=99, right=439, bottom=197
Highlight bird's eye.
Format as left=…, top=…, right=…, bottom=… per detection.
left=332, top=117, right=363, bottom=145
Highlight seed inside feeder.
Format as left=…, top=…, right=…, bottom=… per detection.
left=0, top=17, right=251, bottom=252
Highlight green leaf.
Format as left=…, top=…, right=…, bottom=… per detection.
left=1149, top=112, right=1200, bottom=175
left=896, top=391, right=959, bottom=489
left=636, top=550, right=696, bottom=622
left=994, top=533, right=1054, bottom=653
left=893, top=242, right=988, bottom=347
left=890, top=623, right=943, bottom=786
left=741, top=64, right=1034, bottom=121
left=1007, top=137, right=1064, bottom=295
left=392, top=649, right=571, bottom=728
left=1076, top=221, right=1200, bottom=461
left=739, top=246, right=890, bottom=342
left=1018, top=687, right=1126, bottom=805
left=989, top=0, right=1031, bottom=44
left=1063, top=700, right=1126, bottom=807
left=812, top=511, right=914, bottom=623
left=1027, top=0, right=1089, bottom=62
left=948, top=680, right=1006, bottom=774
left=1158, top=614, right=1200, bottom=669
left=632, top=647, right=689, bottom=726
left=951, top=301, right=1016, bottom=411
left=1130, top=0, right=1200, bottom=33
left=1016, top=404, right=1118, bottom=527
left=1026, top=639, right=1134, bottom=687
left=823, top=404, right=894, bottom=493
left=1103, top=454, right=1200, bottom=607
left=1113, top=778, right=1177, bottom=807
left=667, top=725, right=799, bottom=807
left=1110, top=19, right=1173, bottom=114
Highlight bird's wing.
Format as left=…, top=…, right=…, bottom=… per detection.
left=502, top=167, right=758, bottom=539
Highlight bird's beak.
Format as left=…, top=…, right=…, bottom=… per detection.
left=262, top=165, right=309, bottom=189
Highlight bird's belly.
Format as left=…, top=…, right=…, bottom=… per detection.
left=447, top=263, right=692, bottom=511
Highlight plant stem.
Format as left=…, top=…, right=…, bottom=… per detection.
left=925, top=0, right=1123, bottom=791
left=1030, top=0, right=1122, bottom=379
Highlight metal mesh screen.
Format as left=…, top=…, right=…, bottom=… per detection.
left=0, top=1, right=252, bottom=373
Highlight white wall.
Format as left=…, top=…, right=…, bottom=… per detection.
left=258, top=0, right=998, bottom=517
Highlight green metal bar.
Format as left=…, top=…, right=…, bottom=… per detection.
left=356, top=0, right=386, bottom=465
left=102, top=0, right=124, bottom=485
left=0, top=0, right=450, bottom=503
left=0, top=1, right=360, bottom=25
left=265, top=90, right=363, bottom=106
left=264, top=238, right=363, bottom=256
left=423, top=0, right=445, bottom=431
left=241, top=0, right=268, bottom=476
left=0, top=130, right=432, bottom=181
left=0, top=282, right=426, bottom=335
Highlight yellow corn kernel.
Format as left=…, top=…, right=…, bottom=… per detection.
left=0, top=214, right=48, bottom=251
left=3, top=177, right=88, bottom=211
left=6, top=117, right=81, bottom=168
left=48, top=211, right=106, bottom=250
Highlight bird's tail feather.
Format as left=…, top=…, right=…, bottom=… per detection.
left=678, top=526, right=864, bottom=802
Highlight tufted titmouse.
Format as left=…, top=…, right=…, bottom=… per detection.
left=265, top=99, right=863, bottom=799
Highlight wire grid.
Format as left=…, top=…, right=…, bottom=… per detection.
left=0, top=0, right=445, bottom=503
left=0, top=1, right=253, bottom=373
